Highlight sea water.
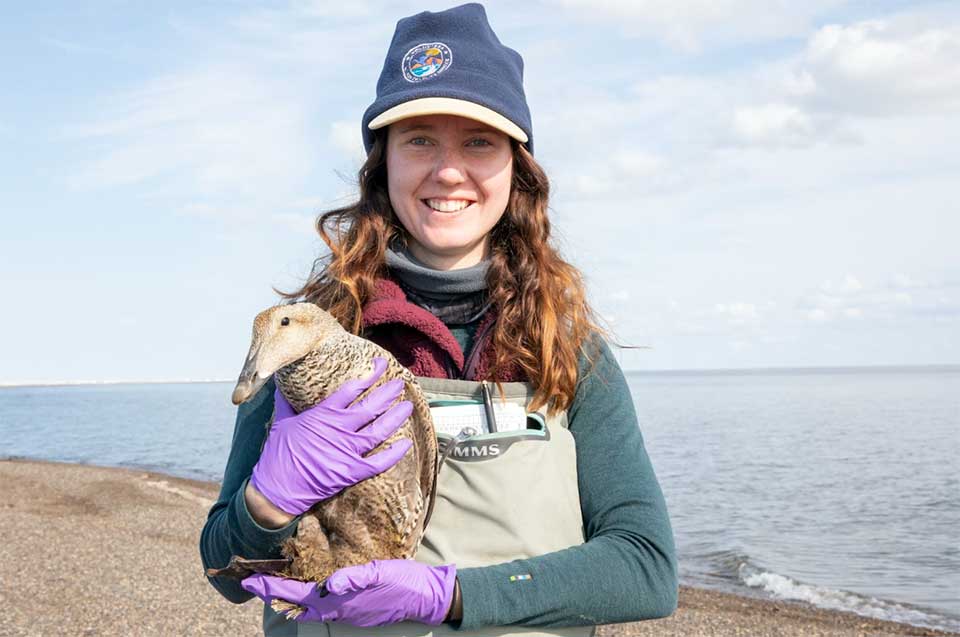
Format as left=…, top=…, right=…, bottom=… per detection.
left=629, top=366, right=960, bottom=632
left=1, top=366, right=958, bottom=631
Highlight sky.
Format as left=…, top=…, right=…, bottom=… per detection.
left=1, top=0, right=958, bottom=383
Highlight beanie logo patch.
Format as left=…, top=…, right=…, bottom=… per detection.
left=402, top=42, right=453, bottom=83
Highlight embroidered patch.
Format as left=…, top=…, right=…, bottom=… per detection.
left=508, top=574, right=532, bottom=582
left=402, top=42, right=453, bottom=82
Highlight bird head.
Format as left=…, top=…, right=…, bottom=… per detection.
left=231, top=303, right=344, bottom=405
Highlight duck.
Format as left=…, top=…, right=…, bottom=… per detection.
left=207, top=302, right=438, bottom=618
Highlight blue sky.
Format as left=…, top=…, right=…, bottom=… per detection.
left=1, top=0, right=958, bottom=383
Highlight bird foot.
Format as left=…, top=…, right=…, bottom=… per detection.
left=272, top=599, right=307, bottom=620
left=205, top=555, right=293, bottom=579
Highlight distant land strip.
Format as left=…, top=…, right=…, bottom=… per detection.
left=624, top=364, right=960, bottom=376
left=0, top=378, right=233, bottom=388
left=2, top=364, right=958, bottom=387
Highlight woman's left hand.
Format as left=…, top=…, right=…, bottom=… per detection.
left=241, top=560, right=457, bottom=626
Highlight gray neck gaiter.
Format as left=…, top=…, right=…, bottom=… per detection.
left=385, top=245, right=491, bottom=324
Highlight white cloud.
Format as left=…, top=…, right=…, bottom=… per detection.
left=886, top=272, right=953, bottom=292
left=715, top=302, right=759, bottom=324
left=64, top=67, right=314, bottom=198
left=611, top=150, right=666, bottom=177
left=717, top=9, right=960, bottom=149
left=713, top=301, right=778, bottom=327
left=60, top=4, right=394, bottom=224
left=329, top=120, right=366, bottom=166
left=567, top=148, right=672, bottom=197
left=548, top=0, right=845, bottom=52
left=798, top=273, right=959, bottom=323
left=796, top=17, right=960, bottom=116
left=820, top=274, right=864, bottom=295
left=731, top=103, right=831, bottom=149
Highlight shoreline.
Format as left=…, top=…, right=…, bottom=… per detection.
left=2, top=458, right=956, bottom=637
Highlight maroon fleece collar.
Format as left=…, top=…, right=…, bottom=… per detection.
left=361, top=278, right=513, bottom=381
left=363, top=279, right=466, bottom=370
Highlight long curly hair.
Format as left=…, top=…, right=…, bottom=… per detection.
left=280, top=130, right=604, bottom=414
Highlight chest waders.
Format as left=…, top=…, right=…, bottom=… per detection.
left=263, top=378, right=595, bottom=637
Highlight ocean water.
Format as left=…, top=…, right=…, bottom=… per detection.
left=1, top=366, right=958, bottom=631
left=629, top=366, right=960, bottom=632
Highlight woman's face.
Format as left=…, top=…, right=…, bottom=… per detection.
left=386, top=114, right=513, bottom=270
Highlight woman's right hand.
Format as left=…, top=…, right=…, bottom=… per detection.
left=247, top=357, right=413, bottom=521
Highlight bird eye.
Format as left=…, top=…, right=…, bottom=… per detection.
left=280, top=317, right=290, bottom=326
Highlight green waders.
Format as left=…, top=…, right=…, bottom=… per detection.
left=263, top=378, right=594, bottom=637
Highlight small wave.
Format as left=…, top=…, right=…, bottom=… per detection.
left=737, top=561, right=960, bottom=633
left=141, top=479, right=214, bottom=507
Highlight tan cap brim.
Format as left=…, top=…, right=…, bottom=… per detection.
left=368, top=97, right=529, bottom=143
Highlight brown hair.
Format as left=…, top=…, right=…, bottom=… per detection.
left=280, top=130, right=604, bottom=414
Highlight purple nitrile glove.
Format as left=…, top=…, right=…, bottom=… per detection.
left=250, top=357, right=414, bottom=516
left=241, top=560, right=457, bottom=626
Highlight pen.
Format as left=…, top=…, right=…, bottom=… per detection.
left=481, top=380, right=498, bottom=433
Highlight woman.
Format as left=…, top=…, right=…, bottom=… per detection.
left=200, top=4, right=677, bottom=635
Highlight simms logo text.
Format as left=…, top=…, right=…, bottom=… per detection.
left=452, top=444, right=501, bottom=458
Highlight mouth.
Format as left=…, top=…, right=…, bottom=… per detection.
left=232, top=371, right=268, bottom=405
left=421, top=198, right=476, bottom=214
left=233, top=343, right=267, bottom=405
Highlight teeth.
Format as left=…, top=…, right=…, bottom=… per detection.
left=425, top=198, right=471, bottom=212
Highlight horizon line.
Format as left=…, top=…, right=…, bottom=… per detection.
left=2, top=363, right=959, bottom=388
left=623, top=363, right=960, bottom=375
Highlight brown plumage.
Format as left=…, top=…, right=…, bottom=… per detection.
left=207, top=302, right=438, bottom=616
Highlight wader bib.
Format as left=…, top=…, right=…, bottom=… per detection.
left=263, top=378, right=594, bottom=637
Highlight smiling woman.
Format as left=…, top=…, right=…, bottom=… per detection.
left=386, top=115, right=514, bottom=271
left=200, top=3, right=678, bottom=636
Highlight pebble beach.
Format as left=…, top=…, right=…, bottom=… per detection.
left=1, top=459, right=955, bottom=637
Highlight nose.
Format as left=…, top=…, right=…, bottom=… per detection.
left=433, top=147, right=466, bottom=185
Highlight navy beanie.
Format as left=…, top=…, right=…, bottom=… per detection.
left=362, top=3, right=533, bottom=155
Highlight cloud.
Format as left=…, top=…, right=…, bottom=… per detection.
left=650, top=299, right=775, bottom=335
left=794, top=16, right=960, bottom=117
left=547, top=0, right=845, bottom=52
left=730, top=103, right=844, bottom=149
left=64, top=67, right=315, bottom=198
left=714, top=302, right=763, bottom=325
left=821, top=274, right=864, bottom=295
left=329, top=120, right=366, bottom=167
left=887, top=273, right=946, bottom=291
left=807, top=308, right=829, bottom=323
left=60, top=4, right=393, bottom=226
left=798, top=273, right=959, bottom=323
left=720, top=9, right=960, bottom=148
left=569, top=149, right=671, bottom=196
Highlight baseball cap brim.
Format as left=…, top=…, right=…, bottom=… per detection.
left=367, top=97, right=529, bottom=144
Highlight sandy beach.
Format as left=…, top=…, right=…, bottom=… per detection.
left=1, top=459, right=955, bottom=637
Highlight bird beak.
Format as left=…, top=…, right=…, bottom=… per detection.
left=232, top=344, right=267, bottom=405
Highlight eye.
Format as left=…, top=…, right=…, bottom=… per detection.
left=409, top=137, right=430, bottom=146
left=280, top=317, right=290, bottom=326
left=467, top=138, right=492, bottom=147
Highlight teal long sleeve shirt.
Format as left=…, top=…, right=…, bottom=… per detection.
left=199, top=334, right=678, bottom=630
